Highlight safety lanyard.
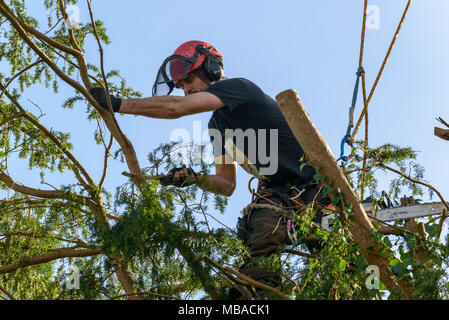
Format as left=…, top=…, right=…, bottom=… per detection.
left=339, top=66, right=364, bottom=163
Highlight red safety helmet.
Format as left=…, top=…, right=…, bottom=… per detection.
left=152, top=40, right=223, bottom=96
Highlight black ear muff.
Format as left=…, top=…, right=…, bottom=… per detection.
left=196, top=44, right=223, bottom=82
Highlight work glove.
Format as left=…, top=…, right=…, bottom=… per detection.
left=160, top=165, right=198, bottom=187
left=89, top=87, right=122, bottom=112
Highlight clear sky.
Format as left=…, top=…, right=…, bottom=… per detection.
left=8, top=0, right=449, bottom=232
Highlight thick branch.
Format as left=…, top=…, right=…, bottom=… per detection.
left=0, top=171, right=91, bottom=205
left=0, top=1, right=144, bottom=299
left=434, top=117, right=449, bottom=141
left=177, top=245, right=222, bottom=300
left=276, top=89, right=415, bottom=299
left=85, top=0, right=145, bottom=185
left=0, top=1, right=80, bottom=56
left=434, top=127, right=449, bottom=141
left=0, top=232, right=88, bottom=247
left=0, top=83, right=95, bottom=188
left=57, top=0, right=92, bottom=89
left=0, top=0, right=145, bottom=186
left=0, top=1, right=88, bottom=95
left=0, top=246, right=101, bottom=274
left=203, top=255, right=290, bottom=300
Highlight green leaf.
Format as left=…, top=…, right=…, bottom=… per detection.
left=313, top=173, right=325, bottom=182
left=425, top=223, right=439, bottom=237
left=339, top=259, right=347, bottom=272
left=379, top=246, right=388, bottom=255
left=389, top=259, right=404, bottom=276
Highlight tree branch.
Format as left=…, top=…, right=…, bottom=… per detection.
left=0, top=286, right=16, bottom=300
left=0, top=1, right=150, bottom=299
left=109, top=291, right=180, bottom=300
left=0, top=83, right=95, bottom=188
left=378, top=163, right=449, bottom=212
left=0, top=59, right=43, bottom=101
left=203, top=255, right=291, bottom=300
left=0, top=1, right=81, bottom=56
left=434, top=117, right=449, bottom=141
left=57, top=0, right=92, bottom=89
left=0, top=232, right=88, bottom=247
left=276, top=89, right=415, bottom=299
left=0, top=246, right=101, bottom=274
left=0, top=0, right=146, bottom=187
left=0, top=1, right=89, bottom=95
left=0, top=171, right=91, bottom=205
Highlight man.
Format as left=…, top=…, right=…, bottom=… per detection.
left=90, top=40, right=330, bottom=299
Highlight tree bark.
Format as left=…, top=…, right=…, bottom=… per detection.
left=434, top=117, right=449, bottom=141
left=275, top=89, right=414, bottom=299
left=434, top=127, right=449, bottom=141
left=0, top=247, right=101, bottom=274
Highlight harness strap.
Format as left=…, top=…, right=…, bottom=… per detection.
left=241, top=203, right=293, bottom=219
left=242, top=181, right=322, bottom=246
left=340, top=66, right=365, bottom=163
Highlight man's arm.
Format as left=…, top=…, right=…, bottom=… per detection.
left=169, top=155, right=236, bottom=197
left=196, top=159, right=237, bottom=197
left=119, top=92, right=225, bottom=119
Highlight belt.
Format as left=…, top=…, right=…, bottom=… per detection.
left=258, top=179, right=312, bottom=200
left=245, top=179, right=312, bottom=245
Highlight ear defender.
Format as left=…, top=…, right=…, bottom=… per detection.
left=195, top=44, right=224, bottom=82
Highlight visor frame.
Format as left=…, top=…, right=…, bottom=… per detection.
left=152, top=54, right=199, bottom=96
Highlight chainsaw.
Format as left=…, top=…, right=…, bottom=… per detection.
left=321, top=198, right=446, bottom=232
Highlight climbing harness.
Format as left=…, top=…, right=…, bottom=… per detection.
left=242, top=180, right=314, bottom=245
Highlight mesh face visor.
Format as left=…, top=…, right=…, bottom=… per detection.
left=152, top=55, right=197, bottom=96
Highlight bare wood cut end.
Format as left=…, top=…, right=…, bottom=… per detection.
left=434, top=127, right=449, bottom=141
left=435, top=117, right=449, bottom=141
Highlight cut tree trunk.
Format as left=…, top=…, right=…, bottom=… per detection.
left=276, top=89, right=414, bottom=299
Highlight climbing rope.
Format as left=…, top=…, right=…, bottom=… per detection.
left=349, top=0, right=413, bottom=145
left=339, top=0, right=369, bottom=165
left=340, top=0, right=412, bottom=189
left=339, top=66, right=365, bottom=163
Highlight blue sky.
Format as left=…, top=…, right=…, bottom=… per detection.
left=7, top=0, right=449, bottom=231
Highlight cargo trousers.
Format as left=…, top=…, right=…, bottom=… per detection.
left=236, top=183, right=331, bottom=286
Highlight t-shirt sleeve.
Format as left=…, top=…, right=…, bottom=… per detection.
left=203, top=78, right=260, bottom=111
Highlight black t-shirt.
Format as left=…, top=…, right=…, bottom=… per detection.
left=204, top=78, right=315, bottom=186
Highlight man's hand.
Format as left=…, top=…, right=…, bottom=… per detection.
left=89, top=87, right=122, bottom=112
left=160, top=166, right=198, bottom=187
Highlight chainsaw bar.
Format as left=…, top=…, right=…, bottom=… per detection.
left=321, top=202, right=446, bottom=231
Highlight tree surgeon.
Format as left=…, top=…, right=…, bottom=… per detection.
left=90, top=40, right=331, bottom=299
